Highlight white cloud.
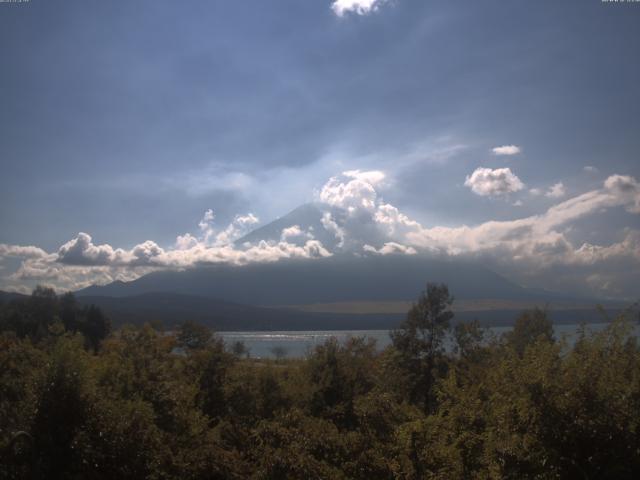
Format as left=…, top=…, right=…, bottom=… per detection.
left=281, top=225, right=304, bottom=240
left=280, top=225, right=314, bottom=244
left=529, top=188, right=542, bottom=196
left=175, top=233, right=199, bottom=250
left=331, top=0, right=388, bottom=17
left=0, top=244, right=50, bottom=259
left=373, top=203, right=421, bottom=238
left=319, top=170, right=384, bottom=213
left=464, top=167, right=524, bottom=197
left=572, top=230, right=640, bottom=265
left=584, top=165, right=598, bottom=173
left=604, top=174, right=640, bottom=214
left=57, top=233, right=127, bottom=266
left=407, top=175, right=640, bottom=266
left=492, top=145, right=521, bottom=156
left=194, top=209, right=260, bottom=246
left=343, top=169, right=386, bottom=184
left=545, top=182, right=566, bottom=198
left=198, top=209, right=216, bottom=244
left=0, top=209, right=333, bottom=291
left=212, top=213, right=260, bottom=246
left=321, top=212, right=346, bottom=248
left=363, top=242, right=417, bottom=255
left=199, top=208, right=214, bottom=228
left=56, top=232, right=164, bottom=267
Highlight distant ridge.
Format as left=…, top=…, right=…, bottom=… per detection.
left=2, top=289, right=624, bottom=331
left=71, top=291, right=405, bottom=330
left=0, top=290, right=28, bottom=303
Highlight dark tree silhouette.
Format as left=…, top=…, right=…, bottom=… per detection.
left=391, top=283, right=454, bottom=413
left=177, top=321, right=213, bottom=351
left=506, top=306, right=554, bottom=356
left=82, top=304, right=111, bottom=351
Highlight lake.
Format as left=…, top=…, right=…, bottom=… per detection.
left=219, top=322, right=637, bottom=359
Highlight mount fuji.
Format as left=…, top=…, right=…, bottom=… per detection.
left=73, top=201, right=614, bottom=330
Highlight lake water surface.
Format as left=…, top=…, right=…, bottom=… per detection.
left=219, top=323, right=637, bottom=359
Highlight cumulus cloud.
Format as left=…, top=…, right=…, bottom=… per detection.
left=56, top=233, right=165, bottom=267
left=195, top=209, right=260, bottom=246
left=321, top=212, right=346, bottom=248
left=0, top=244, right=50, bottom=259
left=58, top=233, right=126, bottom=266
left=312, top=169, right=639, bottom=296
left=407, top=174, right=640, bottom=264
left=373, top=203, right=421, bottom=238
left=281, top=225, right=304, bottom=240
left=198, top=209, right=215, bottom=230
left=572, top=230, right=640, bottom=265
left=492, top=145, right=521, bottom=156
left=55, top=212, right=326, bottom=270
left=545, top=182, right=566, bottom=199
left=363, top=242, right=417, bottom=255
left=319, top=170, right=384, bottom=213
left=198, top=209, right=216, bottom=244
left=464, top=167, right=524, bottom=197
left=213, top=213, right=260, bottom=246
left=280, top=225, right=315, bottom=244
left=0, top=207, right=334, bottom=291
left=175, top=233, right=199, bottom=250
left=604, top=174, right=640, bottom=213
left=331, top=0, right=388, bottom=17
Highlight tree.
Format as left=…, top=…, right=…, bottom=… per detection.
left=270, top=345, right=288, bottom=361
left=59, top=292, right=78, bottom=332
left=231, top=340, right=249, bottom=358
left=391, top=283, right=454, bottom=413
left=306, top=337, right=376, bottom=428
left=177, top=321, right=213, bottom=351
left=0, top=289, right=110, bottom=353
left=506, top=307, right=554, bottom=356
left=30, top=336, right=92, bottom=478
left=453, top=318, right=485, bottom=360
left=197, top=340, right=234, bottom=421
left=81, top=304, right=111, bottom=352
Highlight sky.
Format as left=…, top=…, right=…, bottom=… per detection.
left=0, top=0, right=639, bottom=298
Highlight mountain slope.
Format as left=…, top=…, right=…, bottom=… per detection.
left=77, top=253, right=543, bottom=305
left=236, top=203, right=334, bottom=246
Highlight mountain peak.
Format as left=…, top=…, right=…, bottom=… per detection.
left=235, top=201, right=394, bottom=255
left=235, top=202, right=338, bottom=248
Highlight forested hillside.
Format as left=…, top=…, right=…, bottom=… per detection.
left=1, top=286, right=639, bottom=479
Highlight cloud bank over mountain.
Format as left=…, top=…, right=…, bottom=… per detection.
left=1, top=170, right=639, bottom=298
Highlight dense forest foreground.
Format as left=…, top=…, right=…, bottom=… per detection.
left=1, top=285, right=639, bottom=479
